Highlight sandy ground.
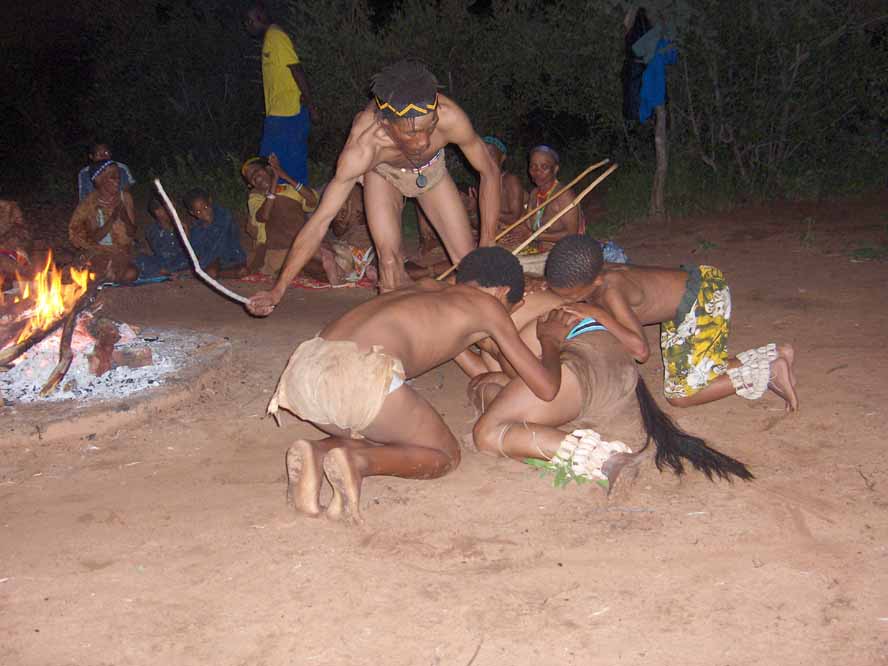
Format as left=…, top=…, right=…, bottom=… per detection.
left=1, top=194, right=887, bottom=666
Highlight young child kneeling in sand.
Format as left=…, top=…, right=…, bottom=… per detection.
left=546, top=235, right=798, bottom=411
left=268, top=247, right=571, bottom=523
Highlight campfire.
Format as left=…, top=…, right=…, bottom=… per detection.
left=0, top=252, right=159, bottom=402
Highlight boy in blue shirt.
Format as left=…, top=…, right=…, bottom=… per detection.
left=183, top=188, right=247, bottom=278
left=135, top=197, right=191, bottom=278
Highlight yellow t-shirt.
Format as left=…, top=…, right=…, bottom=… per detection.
left=248, top=183, right=319, bottom=245
left=262, top=25, right=302, bottom=117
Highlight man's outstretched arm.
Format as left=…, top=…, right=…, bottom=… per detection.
left=246, top=146, right=370, bottom=316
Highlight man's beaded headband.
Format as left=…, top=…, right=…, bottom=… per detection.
left=374, top=94, right=439, bottom=118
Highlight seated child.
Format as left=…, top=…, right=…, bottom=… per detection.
left=241, top=156, right=345, bottom=284
left=269, top=247, right=568, bottom=523
left=77, top=141, right=135, bottom=201
left=183, top=188, right=247, bottom=279
left=0, top=200, right=32, bottom=286
left=134, top=196, right=190, bottom=278
left=545, top=235, right=798, bottom=411
left=68, top=160, right=139, bottom=282
left=464, top=236, right=753, bottom=488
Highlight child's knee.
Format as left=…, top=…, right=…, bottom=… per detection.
left=472, top=416, right=504, bottom=456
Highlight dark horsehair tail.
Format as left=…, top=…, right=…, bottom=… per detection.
left=635, top=376, right=754, bottom=482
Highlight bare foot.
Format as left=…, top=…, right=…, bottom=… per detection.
left=769, top=357, right=799, bottom=412
left=776, top=343, right=796, bottom=387
left=323, top=447, right=363, bottom=524
left=285, top=440, right=322, bottom=516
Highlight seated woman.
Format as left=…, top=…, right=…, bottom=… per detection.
left=0, top=200, right=33, bottom=288
left=513, top=145, right=582, bottom=253
left=242, top=155, right=344, bottom=284
left=68, top=160, right=139, bottom=282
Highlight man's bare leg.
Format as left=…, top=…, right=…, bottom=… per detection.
left=417, top=173, right=475, bottom=264
left=320, top=385, right=461, bottom=523
left=472, top=367, right=585, bottom=460
left=666, top=345, right=799, bottom=411
left=363, top=170, right=411, bottom=292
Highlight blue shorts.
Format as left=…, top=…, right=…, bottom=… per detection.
left=260, top=109, right=310, bottom=186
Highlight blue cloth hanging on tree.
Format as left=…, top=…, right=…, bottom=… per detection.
left=637, top=38, right=677, bottom=123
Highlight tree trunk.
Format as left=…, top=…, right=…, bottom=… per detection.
left=649, top=104, right=668, bottom=220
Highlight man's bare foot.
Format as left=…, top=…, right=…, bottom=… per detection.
left=323, top=447, right=363, bottom=524
left=776, top=343, right=797, bottom=387
left=769, top=357, right=799, bottom=412
left=285, top=440, right=322, bottom=516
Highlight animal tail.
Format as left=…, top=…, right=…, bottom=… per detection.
left=635, top=376, right=754, bottom=482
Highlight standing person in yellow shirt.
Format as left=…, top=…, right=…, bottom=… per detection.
left=244, top=2, right=317, bottom=186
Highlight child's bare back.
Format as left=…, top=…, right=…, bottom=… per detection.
left=321, top=280, right=506, bottom=378
left=597, top=263, right=690, bottom=324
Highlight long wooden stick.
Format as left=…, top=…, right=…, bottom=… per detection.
left=495, top=158, right=610, bottom=243
left=510, top=163, right=619, bottom=256
left=153, top=179, right=250, bottom=305
left=437, top=158, right=610, bottom=280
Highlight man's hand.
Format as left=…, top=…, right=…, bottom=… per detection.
left=537, top=308, right=578, bottom=345
left=246, top=288, right=282, bottom=317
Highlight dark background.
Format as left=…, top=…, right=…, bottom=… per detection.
left=2, top=0, right=885, bottom=217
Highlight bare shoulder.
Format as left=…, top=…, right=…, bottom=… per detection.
left=436, top=94, right=474, bottom=140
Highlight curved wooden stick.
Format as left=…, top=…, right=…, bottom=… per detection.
left=437, top=158, right=611, bottom=280
left=509, top=163, right=619, bottom=256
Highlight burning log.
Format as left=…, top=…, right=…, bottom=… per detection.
left=39, top=308, right=79, bottom=397
left=0, top=283, right=97, bottom=368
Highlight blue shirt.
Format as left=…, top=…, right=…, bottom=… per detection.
left=144, top=222, right=190, bottom=271
left=189, top=204, right=246, bottom=269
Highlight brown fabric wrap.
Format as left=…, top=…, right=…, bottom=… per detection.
left=560, top=332, right=644, bottom=444
left=267, top=337, right=405, bottom=437
left=372, top=150, right=447, bottom=198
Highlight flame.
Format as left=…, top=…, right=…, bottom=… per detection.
left=10, top=251, right=93, bottom=344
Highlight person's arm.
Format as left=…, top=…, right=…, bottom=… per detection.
left=268, top=153, right=319, bottom=209
left=484, top=300, right=564, bottom=401
left=288, top=64, right=317, bottom=122
left=117, top=192, right=137, bottom=237
left=443, top=102, right=500, bottom=246
left=561, top=292, right=650, bottom=362
left=453, top=349, right=489, bottom=378
left=246, top=142, right=372, bottom=316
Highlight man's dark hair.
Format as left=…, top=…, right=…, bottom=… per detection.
left=456, top=247, right=524, bottom=304
left=183, top=187, right=211, bottom=211
left=370, top=60, right=439, bottom=113
left=545, top=234, right=604, bottom=288
left=147, top=196, right=165, bottom=215
left=88, top=140, right=110, bottom=156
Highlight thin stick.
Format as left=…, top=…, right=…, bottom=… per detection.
left=437, top=158, right=610, bottom=280
left=509, top=163, right=619, bottom=256
left=153, top=179, right=250, bottom=305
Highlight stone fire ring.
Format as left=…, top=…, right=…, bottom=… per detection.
left=0, top=328, right=230, bottom=447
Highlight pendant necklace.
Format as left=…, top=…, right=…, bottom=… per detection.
left=381, top=121, right=429, bottom=189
